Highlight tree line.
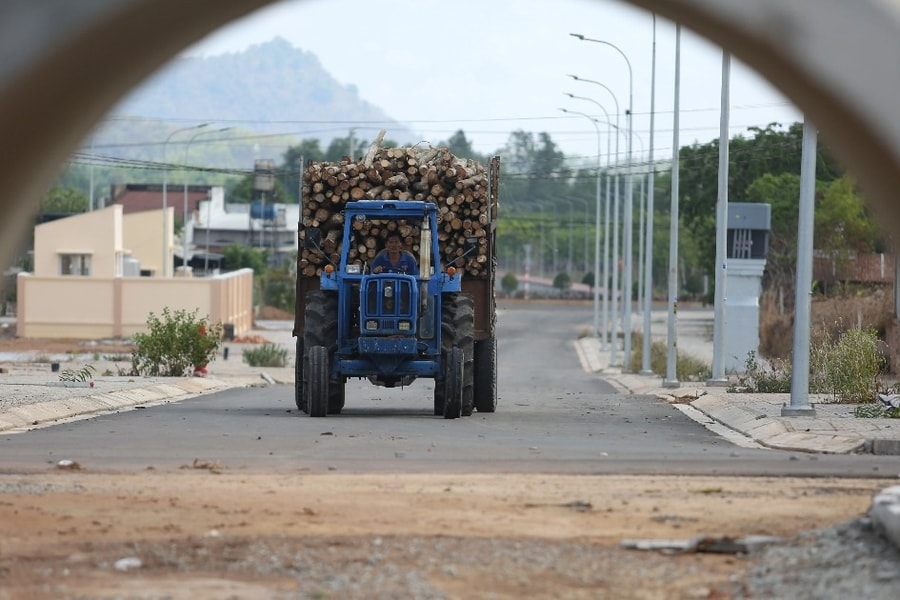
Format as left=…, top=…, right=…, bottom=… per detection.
left=41, top=122, right=884, bottom=307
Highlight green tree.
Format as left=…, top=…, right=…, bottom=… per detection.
left=262, top=266, right=296, bottom=313
left=42, top=186, right=88, bottom=213
left=222, top=245, right=267, bottom=275
left=502, top=130, right=571, bottom=209
left=676, top=122, right=845, bottom=284
left=281, top=139, right=326, bottom=203
left=553, top=272, right=572, bottom=291
left=443, top=130, right=484, bottom=162
left=501, top=271, right=518, bottom=295
left=744, top=172, right=802, bottom=290
left=815, top=175, right=880, bottom=254
left=225, top=173, right=290, bottom=204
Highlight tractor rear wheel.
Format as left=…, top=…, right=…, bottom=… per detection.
left=442, top=347, right=463, bottom=420
left=474, top=336, right=498, bottom=412
left=294, top=338, right=307, bottom=413
left=308, top=345, right=329, bottom=417
left=441, top=294, right=474, bottom=416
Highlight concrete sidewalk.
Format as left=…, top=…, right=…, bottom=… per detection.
left=0, top=320, right=296, bottom=433
left=575, top=336, right=900, bottom=456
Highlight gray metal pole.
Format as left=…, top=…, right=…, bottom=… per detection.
left=89, top=133, right=95, bottom=211
left=636, top=170, right=644, bottom=321
left=783, top=118, right=818, bottom=416
left=539, top=205, right=545, bottom=280
left=610, top=156, right=621, bottom=367
left=603, top=167, right=612, bottom=352
left=664, top=24, right=682, bottom=388
left=709, top=51, right=731, bottom=385
left=623, top=94, right=635, bottom=372
left=568, top=203, right=574, bottom=275
left=569, top=36, right=633, bottom=367
left=641, top=15, right=658, bottom=375
left=162, top=123, right=207, bottom=278
left=560, top=107, right=604, bottom=339
left=567, top=78, right=619, bottom=352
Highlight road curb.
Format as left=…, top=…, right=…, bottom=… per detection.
left=0, top=378, right=238, bottom=432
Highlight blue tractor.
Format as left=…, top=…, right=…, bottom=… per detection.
left=296, top=199, right=481, bottom=418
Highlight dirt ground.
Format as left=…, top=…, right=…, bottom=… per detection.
left=0, top=317, right=889, bottom=597
left=0, top=470, right=885, bottom=599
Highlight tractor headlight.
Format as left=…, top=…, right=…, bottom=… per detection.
left=365, top=320, right=379, bottom=331
left=346, top=264, right=361, bottom=274
left=398, top=321, right=411, bottom=331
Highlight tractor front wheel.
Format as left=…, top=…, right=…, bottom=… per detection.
left=308, top=345, right=329, bottom=418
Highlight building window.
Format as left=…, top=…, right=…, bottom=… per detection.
left=60, top=254, right=91, bottom=276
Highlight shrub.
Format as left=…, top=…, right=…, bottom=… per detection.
left=553, top=272, right=572, bottom=290
left=628, top=332, right=711, bottom=382
left=811, top=327, right=884, bottom=403
left=243, top=343, right=288, bottom=367
left=501, top=272, right=518, bottom=295
left=731, top=329, right=884, bottom=402
left=131, top=308, right=222, bottom=376
left=728, top=350, right=792, bottom=393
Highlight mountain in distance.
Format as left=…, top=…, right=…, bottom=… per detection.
left=103, top=37, right=418, bottom=168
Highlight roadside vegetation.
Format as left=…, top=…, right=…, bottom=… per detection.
left=627, top=332, right=711, bottom=382
left=242, top=343, right=288, bottom=368
left=130, top=308, right=222, bottom=377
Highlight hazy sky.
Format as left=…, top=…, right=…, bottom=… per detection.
left=184, top=0, right=802, bottom=165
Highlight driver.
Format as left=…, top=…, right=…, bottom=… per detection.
left=371, top=231, right=419, bottom=275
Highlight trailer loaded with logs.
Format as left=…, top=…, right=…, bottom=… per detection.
left=292, top=140, right=499, bottom=418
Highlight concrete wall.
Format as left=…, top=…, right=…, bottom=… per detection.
left=16, top=268, right=254, bottom=339
left=123, top=209, right=172, bottom=276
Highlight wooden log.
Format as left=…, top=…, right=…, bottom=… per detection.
left=300, top=143, right=495, bottom=278
left=363, top=129, right=386, bottom=168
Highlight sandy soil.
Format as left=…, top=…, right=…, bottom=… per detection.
left=0, top=470, right=884, bottom=599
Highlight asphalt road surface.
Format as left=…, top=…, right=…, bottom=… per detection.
left=0, top=302, right=894, bottom=478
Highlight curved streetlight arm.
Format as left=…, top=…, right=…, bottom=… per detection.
left=569, top=34, right=633, bottom=92
left=567, top=74, right=621, bottom=124
left=563, top=93, right=622, bottom=163
left=162, top=123, right=208, bottom=277
left=182, top=126, right=233, bottom=274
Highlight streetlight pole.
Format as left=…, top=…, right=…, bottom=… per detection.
left=563, top=92, right=619, bottom=351
left=567, top=75, right=623, bottom=363
left=183, top=127, right=232, bottom=276
left=571, top=33, right=635, bottom=371
left=664, top=24, right=682, bottom=388
left=162, top=123, right=207, bottom=277
left=559, top=107, right=603, bottom=341
left=641, top=14, right=658, bottom=375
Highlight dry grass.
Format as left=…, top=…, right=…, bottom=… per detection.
left=760, top=285, right=893, bottom=362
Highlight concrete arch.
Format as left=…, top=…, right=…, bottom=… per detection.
left=3, top=0, right=900, bottom=272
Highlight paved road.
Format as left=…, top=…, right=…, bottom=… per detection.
left=1, top=302, right=897, bottom=479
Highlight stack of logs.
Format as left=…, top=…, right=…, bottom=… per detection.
left=299, top=141, right=494, bottom=278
